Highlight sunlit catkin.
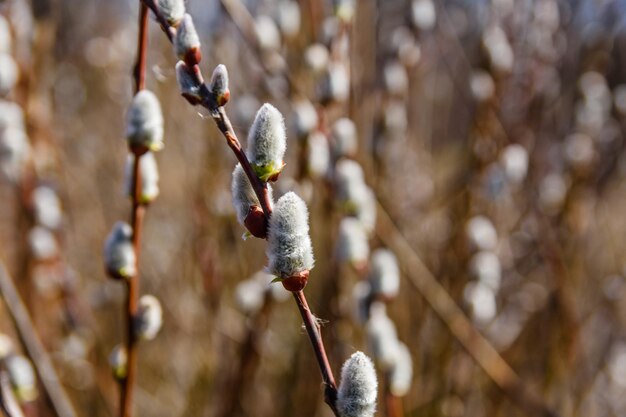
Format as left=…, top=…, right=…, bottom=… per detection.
left=246, top=103, right=287, bottom=182
left=126, top=90, right=164, bottom=153
left=337, top=351, right=378, bottom=417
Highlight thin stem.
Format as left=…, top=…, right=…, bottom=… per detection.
left=0, top=264, right=78, bottom=417
left=133, top=3, right=149, bottom=92
left=120, top=4, right=150, bottom=417
left=292, top=291, right=339, bottom=416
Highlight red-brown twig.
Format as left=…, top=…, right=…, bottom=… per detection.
left=120, top=4, right=149, bottom=417
left=292, top=291, right=339, bottom=416
left=139, top=2, right=340, bottom=413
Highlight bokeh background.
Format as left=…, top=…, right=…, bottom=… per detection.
left=2, top=0, right=626, bottom=416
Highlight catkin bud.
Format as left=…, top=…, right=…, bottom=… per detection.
left=210, top=64, right=230, bottom=106
left=389, top=342, right=413, bottom=397
left=331, top=118, right=358, bottom=158
left=366, top=303, right=399, bottom=370
left=0, top=126, right=30, bottom=183
left=465, top=215, right=498, bottom=251
left=157, top=0, right=185, bottom=26
left=103, top=222, right=136, bottom=280
left=231, top=163, right=273, bottom=238
left=368, top=249, right=400, bottom=300
left=28, top=226, right=59, bottom=261
left=246, top=103, right=287, bottom=182
left=304, top=43, right=329, bottom=73
left=135, top=295, right=163, bottom=341
left=307, top=132, right=330, bottom=178
left=0, top=333, right=14, bottom=359
left=337, top=351, right=378, bottom=417
left=0, top=54, right=18, bottom=97
left=266, top=192, right=315, bottom=291
left=470, top=250, right=501, bottom=291
left=32, top=185, right=62, bottom=230
left=255, top=15, right=281, bottom=51
left=108, top=345, right=127, bottom=380
left=353, top=185, right=377, bottom=235
left=175, top=60, right=203, bottom=105
left=6, top=355, right=38, bottom=402
left=124, top=152, right=160, bottom=204
left=334, top=158, right=364, bottom=201
left=174, top=14, right=201, bottom=66
left=126, top=90, right=164, bottom=154
left=0, top=16, right=12, bottom=54
left=336, top=217, right=369, bottom=267
left=276, top=0, right=301, bottom=38
left=293, top=99, right=318, bottom=138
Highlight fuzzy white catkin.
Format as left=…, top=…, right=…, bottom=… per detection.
left=210, top=64, right=229, bottom=98
left=32, top=185, right=62, bottom=230
left=0, top=53, right=17, bottom=96
left=28, top=226, right=58, bottom=261
left=337, top=351, right=378, bottom=417
left=307, top=132, right=330, bottom=178
left=276, top=0, right=301, bottom=38
left=0, top=15, right=11, bottom=54
left=124, top=152, right=159, bottom=204
left=369, top=249, right=400, bottom=298
left=255, top=15, right=281, bottom=51
left=334, top=158, right=365, bottom=202
left=366, top=303, right=399, bottom=370
left=6, top=355, right=37, bottom=402
left=470, top=250, right=501, bottom=291
left=465, top=215, right=498, bottom=251
left=411, top=0, right=436, bottom=30
left=157, top=0, right=185, bottom=25
left=336, top=217, right=369, bottom=265
left=331, top=118, right=358, bottom=157
left=389, top=342, right=413, bottom=397
left=0, top=333, right=13, bottom=359
left=293, top=99, right=318, bottom=137
left=470, top=70, right=495, bottom=102
left=304, top=43, right=329, bottom=73
left=325, top=61, right=350, bottom=102
left=0, top=126, right=29, bottom=182
left=0, top=100, right=25, bottom=131
left=383, top=61, right=408, bottom=97
left=174, top=14, right=200, bottom=60
left=353, top=185, right=377, bottom=235
left=246, top=103, right=287, bottom=178
left=126, top=90, right=164, bottom=152
left=464, top=281, right=497, bottom=324
left=501, top=144, right=528, bottom=184
left=175, top=60, right=201, bottom=101
left=103, top=222, right=136, bottom=279
left=266, top=192, right=315, bottom=278
left=136, top=295, right=163, bottom=340
left=231, top=163, right=273, bottom=224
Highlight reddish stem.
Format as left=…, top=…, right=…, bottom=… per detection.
left=121, top=4, right=149, bottom=417
left=292, top=291, right=339, bottom=416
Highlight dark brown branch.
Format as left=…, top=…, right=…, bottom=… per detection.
left=0, top=263, right=78, bottom=417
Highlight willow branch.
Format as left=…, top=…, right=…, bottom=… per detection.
left=140, top=4, right=339, bottom=413
left=120, top=4, right=150, bottom=417
left=0, top=263, right=77, bottom=417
